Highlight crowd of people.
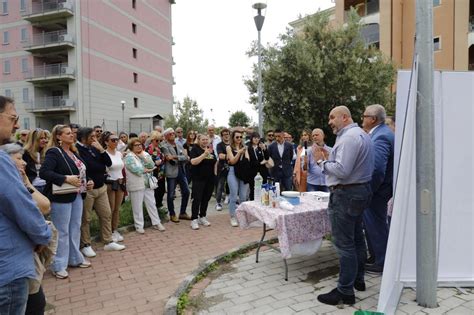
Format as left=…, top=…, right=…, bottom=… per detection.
left=1, top=93, right=396, bottom=312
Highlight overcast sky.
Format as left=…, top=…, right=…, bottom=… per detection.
left=172, top=0, right=334, bottom=127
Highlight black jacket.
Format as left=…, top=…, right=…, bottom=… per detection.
left=39, top=147, right=86, bottom=203
left=248, top=145, right=269, bottom=180
left=76, top=144, right=112, bottom=189
left=268, top=142, right=294, bottom=178
left=22, top=151, right=39, bottom=184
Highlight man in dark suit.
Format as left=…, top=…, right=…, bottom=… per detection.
left=361, top=104, right=394, bottom=274
left=267, top=129, right=295, bottom=191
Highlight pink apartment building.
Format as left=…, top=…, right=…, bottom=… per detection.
left=1, top=0, right=175, bottom=132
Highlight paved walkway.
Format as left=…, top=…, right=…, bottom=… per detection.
left=191, top=241, right=474, bottom=314
left=42, top=200, right=275, bottom=315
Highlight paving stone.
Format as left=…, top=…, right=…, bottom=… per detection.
left=207, top=300, right=235, bottom=312
left=245, top=304, right=274, bottom=314
left=445, top=305, right=473, bottom=314
left=270, top=306, right=298, bottom=314
left=224, top=302, right=254, bottom=314
left=250, top=296, right=277, bottom=308
left=271, top=298, right=296, bottom=309
left=218, top=284, right=243, bottom=294
left=310, top=303, right=340, bottom=314
left=236, top=285, right=262, bottom=296
left=294, top=293, right=316, bottom=303
left=289, top=301, right=316, bottom=312
left=439, top=296, right=467, bottom=309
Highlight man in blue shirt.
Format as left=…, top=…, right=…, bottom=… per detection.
left=317, top=106, right=374, bottom=306
left=0, top=96, right=52, bottom=314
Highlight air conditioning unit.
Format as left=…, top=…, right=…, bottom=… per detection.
left=59, top=99, right=74, bottom=107
left=58, top=1, right=73, bottom=10
left=58, top=34, right=73, bottom=42
left=60, top=67, right=74, bottom=75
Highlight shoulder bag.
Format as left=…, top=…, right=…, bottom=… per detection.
left=52, top=148, right=80, bottom=195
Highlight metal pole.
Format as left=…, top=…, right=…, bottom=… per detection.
left=415, top=0, right=437, bottom=308
left=257, top=29, right=263, bottom=137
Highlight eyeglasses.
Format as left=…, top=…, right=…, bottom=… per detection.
left=133, top=143, right=142, bottom=147
left=267, top=134, right=274, bottom=137
left=21, top=132, right=29, bottom=136
left=234, top=136, right=242, bottom=139
left=109, top=138, right=119, bottom=142
left=362, top=115, right=376, bottom=119
left=96, top=130, right=103, bottom=133
left=176, top=131, right=183, bottom=133
left=0, top=113, right=19, bottom=124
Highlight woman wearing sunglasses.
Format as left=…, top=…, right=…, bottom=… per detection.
left=102, top=132, right=126, bottom=243
left=226, top=130, right=250, bottom=227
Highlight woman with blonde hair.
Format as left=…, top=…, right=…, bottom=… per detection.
left=22, top=128, right=49, bottom=193
left=40, top=125, right=94, bottom=279
left=293, top=129, right=312, bottom=192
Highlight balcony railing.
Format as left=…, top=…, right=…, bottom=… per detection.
left=470, top=16, right=474, bottom=32
left=23, top=30, right=73, bottom=48
left=26, top=96, right=75, bottom=111
left=21, top=0, right=74, bottom=18
left=25, top=63, right=75, bottom=80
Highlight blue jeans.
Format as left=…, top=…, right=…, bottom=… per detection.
left=327, top=183, right=372, bottom=295
left=307, top=183, right=329, bottom=192
left=166, top=167, right=190, bottom=216
left=227, top=167, right=248, bottom=217
left=0, top=277, right=29, bottom=315
left=50, top=194, right=85, bottom=272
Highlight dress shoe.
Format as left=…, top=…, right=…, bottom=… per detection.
left=354, top=281, right=366, bottom=291
left=179, top=213, right=191, bottom=220
left=366, top=264, right=384, bottom=274
left=317, top=288, right=355, bottom=305
left=170, top=215, right=180, bottom=223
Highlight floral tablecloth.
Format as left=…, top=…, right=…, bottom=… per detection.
left=236, top=196, right=331, bottom=259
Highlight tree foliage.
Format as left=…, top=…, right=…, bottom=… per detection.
left=228, top=110, right=251, bottom=128
left=244, top=10, right=396, bottom=142
left=164, top=96, right=209, bottom=133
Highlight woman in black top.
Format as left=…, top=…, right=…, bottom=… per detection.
left=183, top=130, right=197, bottom=184
left=247, top=132, right=272, bottom=200
left=188, top=134, right=216, bottom=230
left=40, top=125, right=94, bottom=279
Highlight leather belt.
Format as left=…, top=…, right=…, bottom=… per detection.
left=329, top=182, right=368, bottom=192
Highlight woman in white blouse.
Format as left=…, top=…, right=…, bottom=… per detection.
left=102, top=132, right=126, bottom=242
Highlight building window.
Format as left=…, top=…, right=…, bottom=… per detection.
left=132, top=48, right=137, bottom=59
left=22, top=88, right=29, bottom=103
left=21, top=58, right=28, bottom=72
left=433, top=0, right=441, bottom=6
left=133, top=72, right=138, bottom=83
left=434, top=37, right=441, bottom=51
left=20, top=0, right=26, bottom=11
left=132, top=0, right=136, bottom=9
left=5, top=89, right=11, bottom=97
left=3, top=31, right=9, bottom=44
left=134, top=97, right=138, bottom=108
left=1, top=0, right=8, bottom=15
left=20, top=28, right=27, bottom=42
left=3, top=60, right=10, bottom=74
left=23, top=117, right=30, bottom=129
left=132, top=23, right=137, bottom=34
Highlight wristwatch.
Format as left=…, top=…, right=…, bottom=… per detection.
left=26, top=186, right=35, bottom=194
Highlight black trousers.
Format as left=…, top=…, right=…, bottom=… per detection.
left=26, top=286, right=45, bottom=315
left=191, top=176, right=215, bottom=220
left=154, top=177, right=166, bottom=208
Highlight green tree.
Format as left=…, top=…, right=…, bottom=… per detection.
left=164, top=96, right=209, bottom=134
left=228, top=110, right=251, bottom=128
left=244, top=10, right=396, bottom=143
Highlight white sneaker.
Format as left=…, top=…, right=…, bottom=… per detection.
left=53, top=270, right=69, bottom=279
left=198, top=217, right=211, bottom=226
left=215, top=203, right=223, bottom=211
left=136, top=228, right=145, bottom=234
left=112, top=230, right=124, bottom=242
left=230, top=217, right=239, bottom=227
left=191, top=219, right=199, bottom=230
left=81, top=245, right=96, bottom=258
left=153, top=223, right=166, bottom=231
left=78, top=260, right=92, bottom=268
left=224, top=196, right=229, bottom=204
left=104, top=242, right=126, bottom=251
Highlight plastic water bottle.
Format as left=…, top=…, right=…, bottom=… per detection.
left=254, top=172, right=263, bottom=203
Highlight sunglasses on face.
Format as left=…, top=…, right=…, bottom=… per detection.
left=109, top=138, right=119, bottom=142
left=234, top=136, right=242, bottom=139
left=267, top=134, right=274, bottom=137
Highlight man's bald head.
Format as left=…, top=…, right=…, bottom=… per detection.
left=328, top=105, right=353, bottom=135
left=330, top=106, right=352, bottom=118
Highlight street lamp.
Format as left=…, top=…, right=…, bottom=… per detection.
left=121, top=100, right=126, bottom=132
left=252, top=2, right=266, bottom=137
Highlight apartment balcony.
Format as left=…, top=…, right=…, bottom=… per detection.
left=25, top=96, right=76, bottom=113
left=22, top=0, right=74, bottom=23
left=23, top=30, right=74, bottom=54
left=25, top=63, right=75, bottom=84
left=344, top=0, right=379, bottom=24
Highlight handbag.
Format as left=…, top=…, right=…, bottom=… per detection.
left=234, top=151, right=252, bottom=184
left=52, top=148, right=79, bottom=195
left=148, top=174, right=159, bottom=190
left=264, top=157, right=274, bottom=169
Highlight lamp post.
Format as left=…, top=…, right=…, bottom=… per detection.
left=252, top=2, right=266, bottom=137
left=121, top=100, right=126, bottom=132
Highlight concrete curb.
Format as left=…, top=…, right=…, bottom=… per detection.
left=163, top=238, right=278, bottom=315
